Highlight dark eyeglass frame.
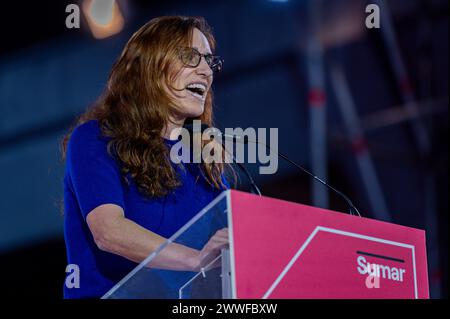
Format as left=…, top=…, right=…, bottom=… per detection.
left=178, top=47, right=224, bottom=73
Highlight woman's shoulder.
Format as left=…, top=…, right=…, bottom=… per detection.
left=71, top=119, right=101, bottom=138
left=68, top=120, right=109, bottom=151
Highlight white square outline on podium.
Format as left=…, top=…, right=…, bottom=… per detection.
left=255, top=226, right=419, bottom=299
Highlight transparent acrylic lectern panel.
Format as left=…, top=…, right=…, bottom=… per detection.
left=102, top=191, right=231, bottom=299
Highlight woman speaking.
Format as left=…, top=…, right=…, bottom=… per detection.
left=62, top=16, right=231, bottom=299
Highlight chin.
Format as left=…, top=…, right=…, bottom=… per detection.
left=183, top=103, right=205, bottom=118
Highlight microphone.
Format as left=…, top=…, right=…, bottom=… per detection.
left=268, top=145, right=362, bottom=217
left=183, top=123, right=361, bottom=217
left=239, top=136, right=361, bottom=217
left=183, top=123, right=262, bottom=196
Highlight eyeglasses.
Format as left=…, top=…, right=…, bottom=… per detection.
left=178, top=47, right=224, bottom=73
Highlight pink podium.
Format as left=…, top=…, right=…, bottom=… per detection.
left=103, top=190, right=429, bottom=299
left=229, top=190, right=428, bottom=299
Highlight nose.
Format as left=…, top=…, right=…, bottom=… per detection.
left=196, top=56, right=213, bottom=78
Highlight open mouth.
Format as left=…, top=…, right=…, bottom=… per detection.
left=185, top=82, right=207, bottom=101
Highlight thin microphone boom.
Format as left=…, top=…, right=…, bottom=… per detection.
left=230, top=154, right=262, bottom=196
left=182, top=123, right=361, bottom=216
left=249, top=138, right=362, bottom=217
left=221, top=131, right=361, bottom=216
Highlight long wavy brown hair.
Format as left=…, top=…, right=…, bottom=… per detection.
left=61, top=16, right=233, bottom=198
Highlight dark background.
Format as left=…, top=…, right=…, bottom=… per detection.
left=0, top=0, right=448, bottom=298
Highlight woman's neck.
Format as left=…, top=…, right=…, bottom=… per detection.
left=162, top=117, right=185, bottom=140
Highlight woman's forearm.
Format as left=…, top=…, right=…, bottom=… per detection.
left=96, top=216, right=200, bottom=271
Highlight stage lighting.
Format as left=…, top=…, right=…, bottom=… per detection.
left=82, top=0, right=124, bottom=39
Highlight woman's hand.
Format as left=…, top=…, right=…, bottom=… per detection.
left=191, top=228, right=229, bottom=272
